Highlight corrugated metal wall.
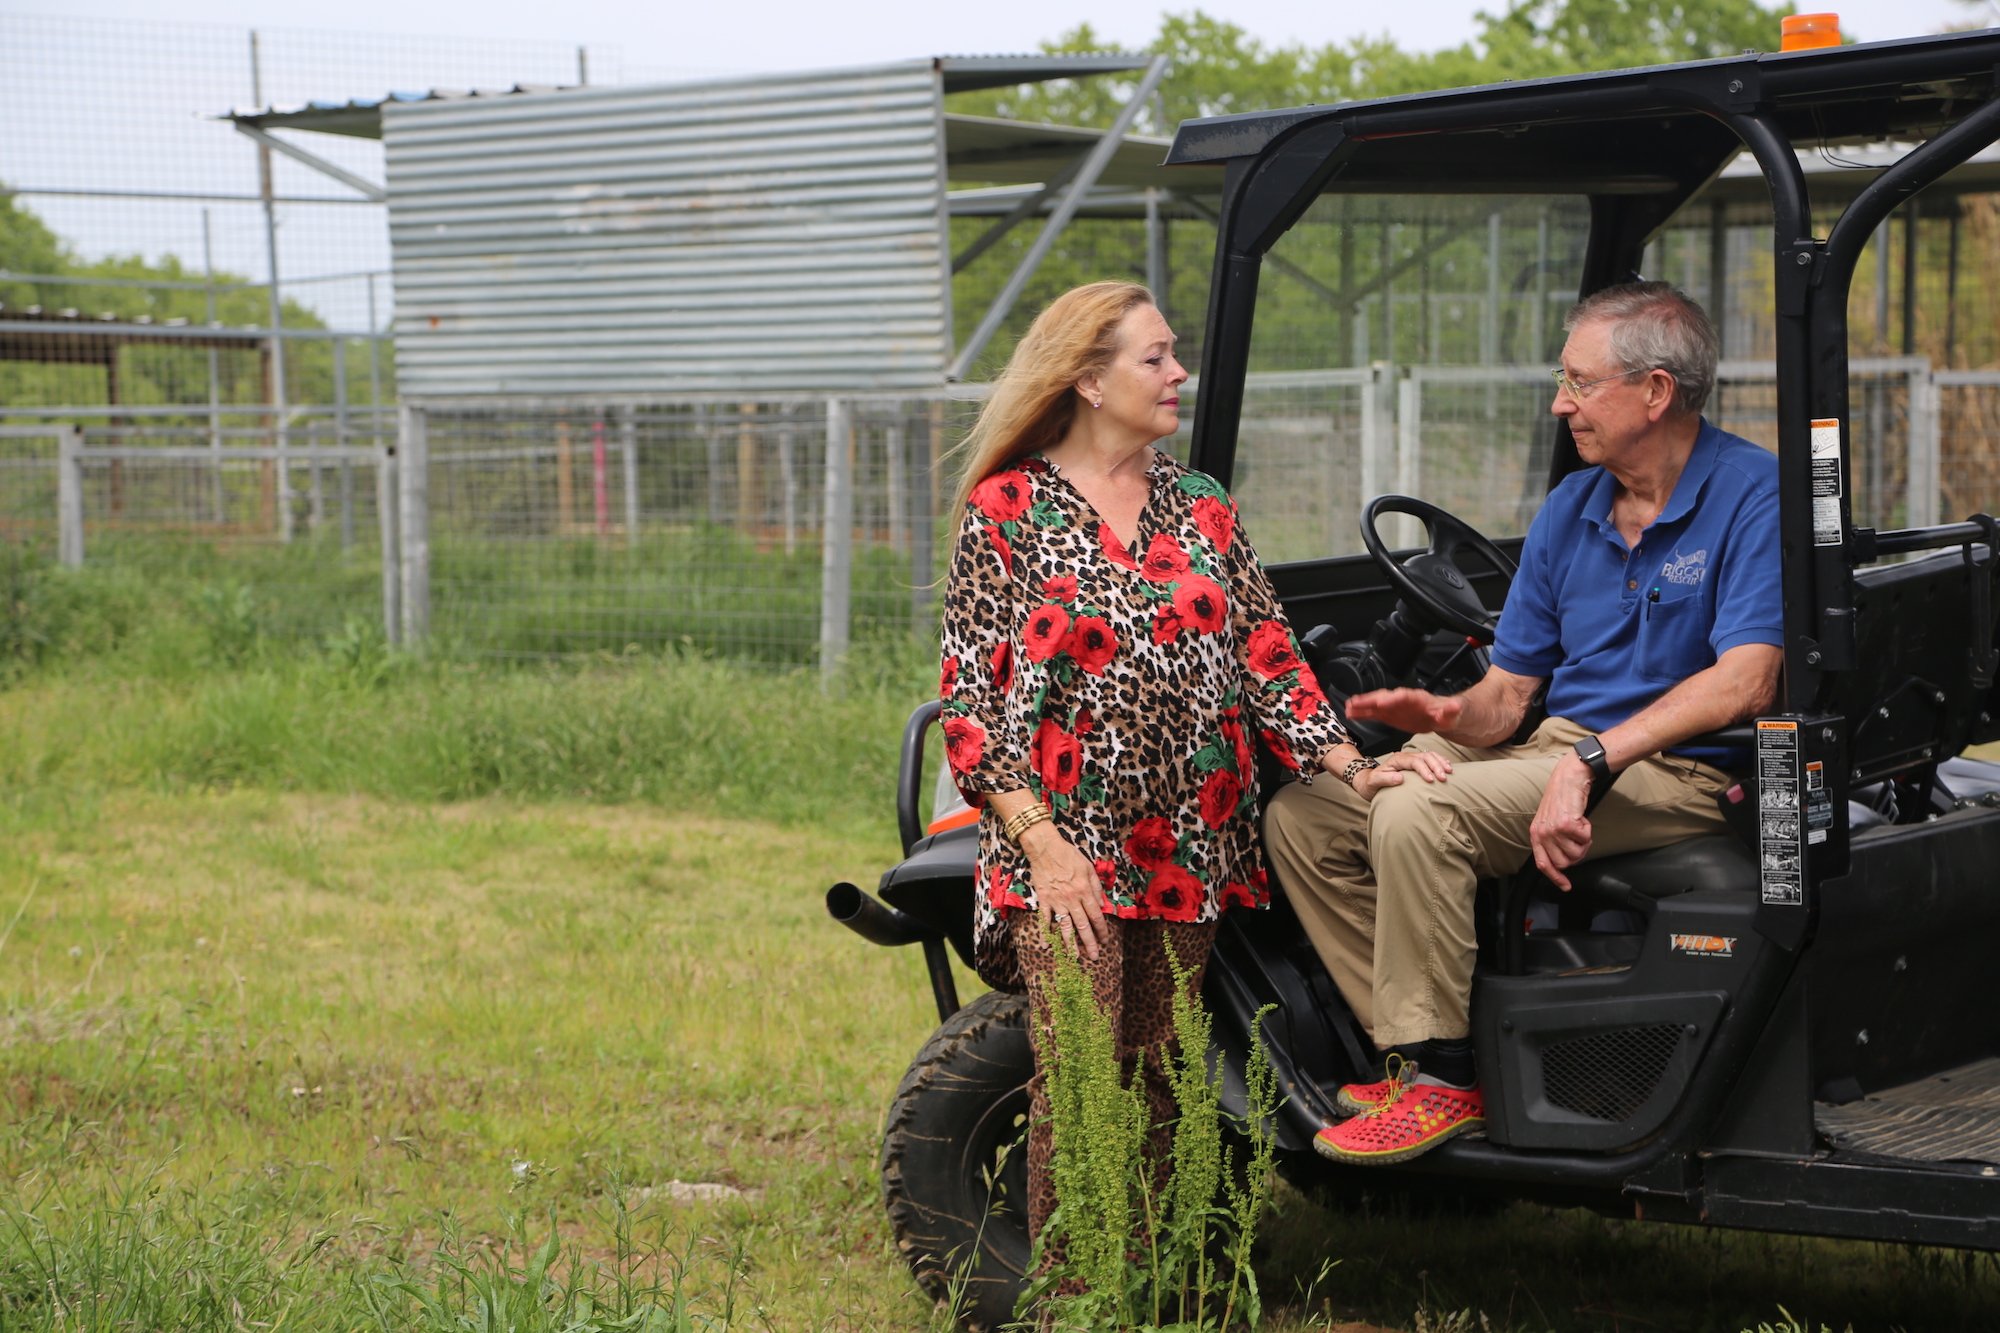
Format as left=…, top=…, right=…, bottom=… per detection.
left=382, top=63, right=951, bottom=399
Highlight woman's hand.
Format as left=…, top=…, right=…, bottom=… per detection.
left=1349, top=748, right=1453, bottom=801
left=1017, top=823, right=1107, bottom=960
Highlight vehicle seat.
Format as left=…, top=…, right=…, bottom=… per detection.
left=1496, top=834, right=1757, bottom=974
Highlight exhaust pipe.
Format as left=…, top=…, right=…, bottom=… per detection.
left=826, top=881, right=933, bottom=948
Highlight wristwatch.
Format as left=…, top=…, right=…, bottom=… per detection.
left=1572, top=734, right=1614, bottom=807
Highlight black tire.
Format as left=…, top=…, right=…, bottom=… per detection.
left=880, top=988, right=1034, bottom=1332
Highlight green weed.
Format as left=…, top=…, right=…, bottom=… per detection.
left=1024, top=936, right=1282, bottom=1331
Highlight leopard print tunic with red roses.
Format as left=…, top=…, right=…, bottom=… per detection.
left=940, top=450, right=1350, bottom=988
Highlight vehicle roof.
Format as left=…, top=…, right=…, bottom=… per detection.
left=1165, top=28, right=2000, bottom=196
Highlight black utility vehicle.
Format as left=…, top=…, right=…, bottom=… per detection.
left=830, top=28, right=2000, bottom=1329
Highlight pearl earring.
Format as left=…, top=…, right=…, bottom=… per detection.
left=1091, top=399, right=1101, bottom=409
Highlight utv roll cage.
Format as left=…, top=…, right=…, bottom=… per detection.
left=832, top=30, right=2000, bottom=1326
left=1167, top=27, right=2000, bottom=1236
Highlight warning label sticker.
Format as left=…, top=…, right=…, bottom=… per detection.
left=1811, top=418, right=1843, bottom=547
left=1758, top=720, right=1803, bottom=905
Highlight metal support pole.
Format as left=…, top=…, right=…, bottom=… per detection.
left=334, top=338, right=352, bottom=547
left=377, top=440, right=400, bottom=646
left=1395, top=374, right=1422, bottom=548
left=1908, top=364, right=1940, bottom=529
left=57, top=426, right=84, bottom=569
left=620, top=408, right=640, bottom=549
left=910, top=406, right=934, bottom=635
left=946, top=55, right=1172, bottom=381
left=1707, top=201, right=1728, bottom=355
left=1482, top=211, right=1501, bottom=365
left=1145, top=189, right=1167, bottom=309
left=820, top=398, right=854, bottom=683
left=951, top=161, right=1082, bottom=274
left=1535, top=209, right=1551, bottom=359
left=248, top=32, right=291, bottom=543
left=398, top=403, right=430, bottom=645
left=1360, top=362, right=1384, bottom=512
left=202, top=209, right=224, bottom=524
left=779, top=423, right=798, bottom=556
left=886, top=421, right=907, bottom=555
left=1900, top=200, right=1919, bottom=356
left=307, top=421, right=325, bottom=535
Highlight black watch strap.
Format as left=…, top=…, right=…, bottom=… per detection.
left=1573, top=734, right=1614, bottom=809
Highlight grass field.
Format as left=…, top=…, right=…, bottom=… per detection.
left=1, top=556, right=1998, bottom=1330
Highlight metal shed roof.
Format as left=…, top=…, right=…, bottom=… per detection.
left=225, top=60, right=1203, bottom=198
left=226, top=52, right=1154, bottom=133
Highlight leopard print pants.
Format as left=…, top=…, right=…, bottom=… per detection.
left=1011, top=911, right=1219, bottom=1285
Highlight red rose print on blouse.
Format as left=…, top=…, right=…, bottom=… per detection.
left=1289, top=687, right=1321, bottom=721
left=1199, top=769, right=1244, bottom=829
left=1221, top=716, right=1253, bottom=778
left=943, top=714, right=985, bottom=775
left=1218, top=879, right=1259, bottom=911
left=1141, top=533, right=1192, bottom=583
left=1144, top=864, right=1204, bottom=922
left=1068, top=616, right=1118, bottom=674
left=1246, top=620, right=1302, bottom=679
left=970, top=470, right=1031, bottom=524
left=1191, top=495, right=1235, bottom=554
left=986, top=863, right=1025, bottom=910
left=940, top=655, right=958, bottom=698
left=1022, top=604, right=1072, bottom=663
left=1260, top=728, right=1300, bottom=771
left=1099, top=522, right=1139, bottom=570
left=989, top=640, right=1013, bottom=696
left=1126, top=816, right=1179, bottom=871
left=986, top=525, right=1014, bottom=578
left=1152, top=605, right=1183, bottom=645
left=1073, top=706, right=1094, bottom=735
left=1043, top=574, right=1078, bottom=601
left=1032, top=719, right=1083, bottom=795
left=1171, top=574, right=1227, bottom=635
left=1094, top=858, right=1117, bottom=896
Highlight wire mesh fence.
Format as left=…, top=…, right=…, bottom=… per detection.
left=7, top=360, right=1988, bottom=668
left=415, top=398, right=966, bottom=662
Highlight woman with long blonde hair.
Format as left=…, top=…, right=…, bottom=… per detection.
left=937, top=280, right=1440, bottom=1287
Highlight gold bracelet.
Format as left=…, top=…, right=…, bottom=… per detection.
left=1003, top=803, right=1051, bottom=842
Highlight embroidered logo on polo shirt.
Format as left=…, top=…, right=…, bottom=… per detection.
left=1660, top=548, right=1709, bottom=587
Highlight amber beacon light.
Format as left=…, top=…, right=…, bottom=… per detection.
left=1781, top=12, right=1843, bottom=49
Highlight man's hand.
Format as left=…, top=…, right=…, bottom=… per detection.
left=1530, top=753, right=1597, bottom=890
left=1345, top=687, right=1464, bottom=736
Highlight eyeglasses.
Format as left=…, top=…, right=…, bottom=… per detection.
left=1551, top=365, right=1653, bottom=400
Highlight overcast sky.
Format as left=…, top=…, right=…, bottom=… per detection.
left=26, top=0, right=2000, bottom=79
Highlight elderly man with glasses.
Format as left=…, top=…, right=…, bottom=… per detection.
left=1265, top=280, right=1783, bottom=1164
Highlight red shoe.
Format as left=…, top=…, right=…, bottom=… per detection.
left=1314, top=1080, right=1484, bottom=1164
left=1333, top=1053, right=1416, bottom=1117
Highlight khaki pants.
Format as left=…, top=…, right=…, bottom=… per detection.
left=1263, top=716, right=1733, bottom=1048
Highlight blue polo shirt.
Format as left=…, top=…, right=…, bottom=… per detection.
left=1489, top=419, right=1781, bottom=759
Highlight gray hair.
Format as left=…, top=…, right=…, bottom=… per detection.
left=1563, top=281, right=1719, bottom=417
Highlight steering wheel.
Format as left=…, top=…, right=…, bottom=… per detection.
left=1360, top=495, right=1518, bottom=644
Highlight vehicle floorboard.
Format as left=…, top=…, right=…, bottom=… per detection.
left=1815, top=1057, right=2000, bottom=1165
